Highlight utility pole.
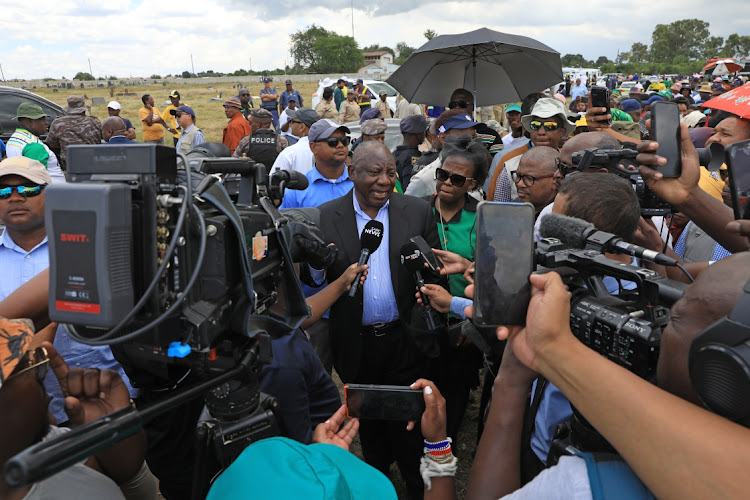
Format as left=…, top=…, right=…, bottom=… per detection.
left=0, top=63, right=5, bottom=82
left=88, top=58, right=93, bottom=77
left=351, top=0, right=354, bottom=38
left=191, top=54, right=195, bottom=76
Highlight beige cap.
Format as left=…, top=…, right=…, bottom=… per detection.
left=0, top=156, right=53, bottom=185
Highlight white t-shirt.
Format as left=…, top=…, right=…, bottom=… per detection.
left=270, top=136, right=314, bottom=176
left=279, top=108, right=299, bottom=141
left=499, top=455, right=592, bottom=500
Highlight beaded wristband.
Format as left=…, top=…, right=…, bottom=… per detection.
left=428, top=447, right=453, bottom=457
left=424, top=437, right=452, bottom=450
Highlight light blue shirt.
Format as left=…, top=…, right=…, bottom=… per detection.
left=450, top=296, right=472, bottom=319
left=352, top=192, right=399, bottom=325
left=279, top=165, right=353, bottom=209
left=0, top=229, right=137, bottom=424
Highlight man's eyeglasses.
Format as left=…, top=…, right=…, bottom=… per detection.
left=290, top=119, right=303, bottom=124
left=314, top=136, right=351, bottom=147
left=528, top=120, right=562, bottom=132
left=555, top=157, right=577, bottom=176
left=448, top=100, right=470, bottom=110
left=240, top=93, right=250, bottom=96
left=511, top=171, right=555, bottom=187
left=7, top=347, right=49, bottom=384
left=0, top=184, right=45, bottom=200
left=435, top=167, right=474, bottom=187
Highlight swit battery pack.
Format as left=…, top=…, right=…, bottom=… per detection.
left=45, top=183, right=134, bottom=328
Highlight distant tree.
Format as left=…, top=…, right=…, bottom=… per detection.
left=424, top=29, right=437, bottom=41
left=395, top=42, right=416, bottom=65
left=702, top=36, right=726, bottom=59
left=629, top=42, right=649, bottom=63
left=290, top=24, right=363, bottom=73
left=595, top=56, right=612, bottom=67
left=723, top=34, right=750, bottom=59
left=650, top=19, right=710, bottom=62
left=615, top=51, right=630, bottom=65
left=181, top=70, right=192, bottom=78
left=362, top=44, right=395, bottom=56
left=600, top=62, right=616, bottom=74
left=149, top=74, right=162, bottom=79
left=561, top=53, right=587, bottom=67
left=73, top=71, right=95, bottom=81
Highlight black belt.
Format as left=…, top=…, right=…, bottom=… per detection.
left=360, top=320, right=400, bottom=337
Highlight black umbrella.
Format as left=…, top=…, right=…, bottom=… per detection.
left=387, top=27, right=562, bottom=108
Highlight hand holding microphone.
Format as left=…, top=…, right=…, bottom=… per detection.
left=348, top=220, right=384, bottom=297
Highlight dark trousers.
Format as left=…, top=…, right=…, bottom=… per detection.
left=305, top=318, right=333, bottom=373
left=353, top=328, right=428, bottom=500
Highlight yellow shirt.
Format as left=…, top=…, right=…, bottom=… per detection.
left=139, top=107, right=164, bottom=141
left=162, top=104, right=181, bottom=138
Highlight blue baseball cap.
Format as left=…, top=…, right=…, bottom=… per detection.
left=263, top=77, right=273, bottom=83
left=644, top=95, right=665, bottom=106
left=439, top=113, right=479, bottom=133
left=506, top=104, right=522, bottom=114
left=620, top=99, right=642, bottom=113
left=170, top=105, right=195, bottom=118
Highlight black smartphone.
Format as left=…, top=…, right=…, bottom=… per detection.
left=344, top=384, right=425, bottom=421
left=473, top=202, right=535, bottom=327
left=725, top=139, right=750, bottom=219
left=590, top=86, right=611, bottom=125
left=409, top=235, right=444, bottom=274
left=650, top=101, right=682, bottom=178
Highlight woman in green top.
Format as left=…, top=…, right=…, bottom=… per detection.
left=427, top=134, right=489, bottom=439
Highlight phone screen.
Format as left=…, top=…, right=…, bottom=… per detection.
left=726, top=139, right=750, bottom=219
left=591, top=86, right=611, bottom=124
left=473, top=202, right=535, bottom=327
left=344, top=384, right=425, bottom=421
left=651, top=102, right=682, bottom=178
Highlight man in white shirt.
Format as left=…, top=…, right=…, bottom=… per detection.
left=270, top=108, right=321, bottom=176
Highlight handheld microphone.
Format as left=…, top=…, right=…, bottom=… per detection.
left=539, top=213, right=678, bottom=266
left=400, top=241, right=442, bottom=330
left=348, top=220, right=384, bottom=297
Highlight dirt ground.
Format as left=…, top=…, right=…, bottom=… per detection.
left=332, top=371, right=484, bottom=499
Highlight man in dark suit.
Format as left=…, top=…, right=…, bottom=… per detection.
left=102, top=117, right=136, bottom=144
left=317, top=141, right=440, bottom=499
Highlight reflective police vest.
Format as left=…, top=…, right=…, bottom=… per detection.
left=246, top=129, right=279, bottom=170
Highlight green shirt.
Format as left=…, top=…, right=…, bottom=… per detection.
left=429, top=195, right=477, bottom=298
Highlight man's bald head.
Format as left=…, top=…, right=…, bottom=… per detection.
left=521, top=145, right=560, bottom=167
left=352, top=140, right=393, bottom=169
left=102, top=116, right=126, bottom=141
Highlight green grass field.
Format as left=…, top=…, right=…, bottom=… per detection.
left=32, top=81, right=321, bottom=144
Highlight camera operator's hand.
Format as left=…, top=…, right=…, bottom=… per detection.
left=495, top=327, right=539, bottom=390
left=45, top=341, right=132, bottom=426
left=409, top=379, right=447, bottom=443
left=636, top=122, right=700, bottom=207
left=312, top=405, right=359, bottom=451
left=416, top=284, right=452, bottom=313
left=432, top=248, right=472, bottom=276
left=495, top=272, right=573, bottom=373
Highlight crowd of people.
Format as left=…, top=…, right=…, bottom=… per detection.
left=1, top=67, right=750, bottom=500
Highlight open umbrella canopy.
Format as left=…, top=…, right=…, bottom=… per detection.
left=701, top=83, right=750, bottom=119
left=387, top=28, right=562, bottom=108
left=703, top=58, right=744, bottom=76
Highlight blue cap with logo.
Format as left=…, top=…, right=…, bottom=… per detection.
left=620, top=99, right=642, bottom=113
left=308, top=119, right=351, bottom=142
left=439, top=113, right=479, bottom=133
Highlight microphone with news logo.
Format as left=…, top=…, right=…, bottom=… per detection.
left=348, top=220, right=384, bottom=297
left=400, top=241, right=443, bottom=331
left=539, top=213, right=678, bottom=266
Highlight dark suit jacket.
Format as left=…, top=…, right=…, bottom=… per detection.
left=318, top=190, right=440, bottom=381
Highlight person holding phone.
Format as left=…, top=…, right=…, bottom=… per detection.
left=425, top=134, right=488, bottom=439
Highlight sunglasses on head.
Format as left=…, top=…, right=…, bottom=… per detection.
left=435, top=167, right=474, bottom=187
left=315, top=136, right=351, bottom=147
left=528, top=120, right=562, bottom=132
left=0, top=184, right=45, bottom=200
left=448, top=100, right=470, bottom=110
left=8, top=347, right=49, bottom=384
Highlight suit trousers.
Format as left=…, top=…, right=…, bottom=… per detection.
left=354, top=327, right=428, bottom=500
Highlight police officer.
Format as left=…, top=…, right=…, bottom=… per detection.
left=260, top=77, right=280, bottom=131
left=394, top=115, right=427, bottom=191
left=233, top=109, right=280, bottom=170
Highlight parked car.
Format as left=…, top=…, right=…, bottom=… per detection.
left=617, top=81, right=638, bottom=94
left=0, top=86, right=64, bottom=143
left=311, top=79, right=399, bottom=115
left=344, top=118, right=403, bottom=152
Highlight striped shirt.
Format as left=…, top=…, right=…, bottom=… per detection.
left=6, top=128, right=66, bottom=183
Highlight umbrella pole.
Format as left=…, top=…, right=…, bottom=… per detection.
left=472, top=47, right=477, bottom=121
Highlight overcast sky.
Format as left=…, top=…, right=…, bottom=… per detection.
left=2, top=1, right=749, bottom=80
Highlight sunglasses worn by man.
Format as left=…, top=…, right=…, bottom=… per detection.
left=448, top=100, right=470, bottom=110
left=435, top=167, right=474, bottom=187
left=315, top=137, right=351, bottom=148
left=0, top=183, right=45, bottom=200
left=528, top=120, right=562, bottom=132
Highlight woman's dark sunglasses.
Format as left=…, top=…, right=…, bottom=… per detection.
left=315, top=136, right=351, bottom=147
left=435, top=167, right=473, bottom=187
left=0, top=184, right=45, bottom=200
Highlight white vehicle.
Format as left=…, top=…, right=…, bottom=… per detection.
left=618, top=81, right=638, bottom=94
left=311, top=79, right=399, bottom=114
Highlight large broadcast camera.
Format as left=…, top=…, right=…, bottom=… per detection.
left=4, top=144, right=334, bottom=496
